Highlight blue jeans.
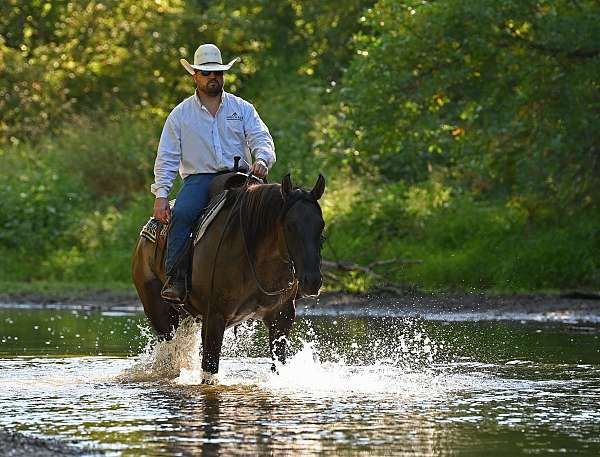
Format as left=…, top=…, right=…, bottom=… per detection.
left=165, top=173, right=217, bottom=275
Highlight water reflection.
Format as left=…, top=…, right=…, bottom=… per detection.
left=122, top=379, right=451, bottom=456
left=0, top=309, right=599, bottom=455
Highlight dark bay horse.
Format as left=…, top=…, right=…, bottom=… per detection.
left=132, top=174, right=325, bottom=384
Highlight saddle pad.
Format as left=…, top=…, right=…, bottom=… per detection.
left=194, top=191, right=228, bottom=245
left=139, top=217, right=168, bottom=243
left=139, top=191, right=228, bottom=244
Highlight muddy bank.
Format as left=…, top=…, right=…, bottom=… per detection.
left=0, top=429, right=102, bottom=456
left=1, top=287, right=599, bottom=321
left=0, top=288, right=138, bottom=310
left=299, top=288, right=600, bottom=319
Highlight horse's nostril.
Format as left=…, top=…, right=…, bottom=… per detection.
left=301, top=272, right=322, bottom=295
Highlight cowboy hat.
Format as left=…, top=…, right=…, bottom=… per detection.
left=180, top=43, right=239, bottom=75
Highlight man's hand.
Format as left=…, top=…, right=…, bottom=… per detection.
left=250, top=159, right=268, bottom=179
left=153, top=197, right=171, bottom=224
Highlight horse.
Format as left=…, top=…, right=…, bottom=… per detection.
left=131, top=174, right=325, bottom=384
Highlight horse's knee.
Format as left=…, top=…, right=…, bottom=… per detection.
left=137, top=278, right=179, bottom=339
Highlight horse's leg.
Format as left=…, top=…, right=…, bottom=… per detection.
left=200, top=311, right=226, bottom=385
left=263, top=299, right=296, bottom=372
left=132, top=240, right=179, bottom=340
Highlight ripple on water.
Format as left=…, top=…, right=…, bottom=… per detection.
left=1, top=314, right=600, bottom=456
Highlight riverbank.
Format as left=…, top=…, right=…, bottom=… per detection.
left=0, top=429, right=102, bottom=456
left=1, top=285, right=599, bottom=322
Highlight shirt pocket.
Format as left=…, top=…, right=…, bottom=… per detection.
left=226, top=119, right=244, bottom=136
left=225, top=120, right=245, bottom=150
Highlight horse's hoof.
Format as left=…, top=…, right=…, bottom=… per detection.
left=202, top=371, right=219, bottom=385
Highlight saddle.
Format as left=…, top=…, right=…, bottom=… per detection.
left=139, top=168, right=264, bottom=312
left=140, top=171, right=260, bottom=246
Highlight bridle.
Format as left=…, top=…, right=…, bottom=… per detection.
left=196, top=174, right=316, bottom=354
left=199, top=179, right=317, bottom=357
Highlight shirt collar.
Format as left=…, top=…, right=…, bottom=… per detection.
left=194, top=89, right=228, bottom=113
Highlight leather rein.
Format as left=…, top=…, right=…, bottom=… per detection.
left=198, top=179, right=302, bottom=354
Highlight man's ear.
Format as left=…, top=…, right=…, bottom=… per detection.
left=281, top=174, right=293, bottom=200
left=311, top=174, right=325, bottom=201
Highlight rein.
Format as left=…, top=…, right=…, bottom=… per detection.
left=199, top=177, right=300, bottom=366
left=206, top=178, right=298, bottom=318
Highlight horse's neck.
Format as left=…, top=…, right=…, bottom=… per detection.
left=252, top=222, right=285, bottom=265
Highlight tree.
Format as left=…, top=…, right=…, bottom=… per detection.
left=322, top=0, right=600, bottom=209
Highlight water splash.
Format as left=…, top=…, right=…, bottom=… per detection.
left=118, top=316, right=445, bottom=392
left=262, top=339, right=446, bottom=397
left=118, top=318, right=203, bottom=381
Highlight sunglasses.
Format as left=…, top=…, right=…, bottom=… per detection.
left=198, top=70, right=224, bottom=76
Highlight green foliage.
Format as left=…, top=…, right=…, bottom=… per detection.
left=51, top=113, right=161, bottom=201
left=250, top=73, right=324, bottom=183
left=322, top=178, right=410, bottom=264
left=0, top=144, right=86, bottom=252
left=407, top=204, right=600, bottom=291
left=1, top=0, right=599, bottom=294
left=322, top=0, right=600, bottom=208
left=323, top=178, right=600, bottom=292
left=0, top=115, right=159, bottom=282
left=0, top=0, right=373, bottom=144
left=0, top=0, right=191, bottom=142
left=40, top=194, right=154, bottom=282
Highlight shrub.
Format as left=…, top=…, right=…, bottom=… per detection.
left=50, top=113, right=161, bottom=202
left=0, top=143, right=86, bottom=253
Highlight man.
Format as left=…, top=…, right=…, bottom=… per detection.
left=151, top=43, right=276, bottom=303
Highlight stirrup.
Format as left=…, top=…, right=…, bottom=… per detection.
left=161, top=276, right=187, bottom=303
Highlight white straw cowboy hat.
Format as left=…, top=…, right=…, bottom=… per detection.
left=180, top=43, right=239, bottom=75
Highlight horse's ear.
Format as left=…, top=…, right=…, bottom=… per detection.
left=311, top=174, right=325, bottom=201
left=281, top=174, right=293, bottom=199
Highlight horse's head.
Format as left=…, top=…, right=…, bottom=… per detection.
left=280, top=174, right=326, bottom=297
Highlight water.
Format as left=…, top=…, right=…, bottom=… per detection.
left=1, top=307, right=599, bottom=456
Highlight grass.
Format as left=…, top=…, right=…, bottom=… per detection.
left=322, top=178, right=600, bottom=293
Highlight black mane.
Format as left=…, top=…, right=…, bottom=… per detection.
left=227, top=184, right=284, bottom=254
left=227, top=183, right=317, bottom=256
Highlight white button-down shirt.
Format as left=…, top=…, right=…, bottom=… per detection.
left=151, top=90, right=276, bottom=198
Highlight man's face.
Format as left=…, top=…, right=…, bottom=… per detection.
left=193, top=70, right=224, bottom=97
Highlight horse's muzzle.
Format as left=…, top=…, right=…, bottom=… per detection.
left=300, top=272, right=322, bottom=297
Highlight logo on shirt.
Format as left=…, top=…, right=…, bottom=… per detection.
left=226, top=112, right=243, bottom=121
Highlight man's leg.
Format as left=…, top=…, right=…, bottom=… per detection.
left=162, top=173, right=215, bottom=302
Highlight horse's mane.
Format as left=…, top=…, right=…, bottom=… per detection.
left=227, top=184, right=285, bottom=254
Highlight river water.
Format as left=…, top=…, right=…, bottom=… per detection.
left=0, top=307, right=599, bottom=456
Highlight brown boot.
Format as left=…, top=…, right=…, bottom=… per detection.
left=161, top=274, right=187, bottom=303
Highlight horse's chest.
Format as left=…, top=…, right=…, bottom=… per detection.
left=225, top=295, right=290, bottom=327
